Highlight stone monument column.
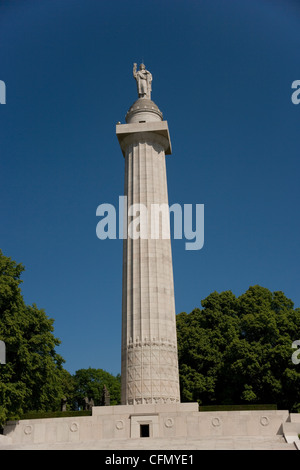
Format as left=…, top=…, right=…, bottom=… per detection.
left=116, top=64, right=180, bottom=405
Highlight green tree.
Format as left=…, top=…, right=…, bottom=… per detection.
left=72, top=368, right=121, bottom=407
left=0, top=250, right=66, bottom=425
left=176, top=286, right=300, bottom=411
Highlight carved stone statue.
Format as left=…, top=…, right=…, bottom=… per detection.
left=83, top=396, right=94, bottom=410
left=133, top=63, right=152, bottom=99
left=60, top=397, right=67, bottom=412
left=101, top=384, right=110, bottom=406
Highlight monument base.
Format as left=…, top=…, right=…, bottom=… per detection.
left=92, top=402, right=198, bottom=439
left=2, top=404, right=299, bottom=449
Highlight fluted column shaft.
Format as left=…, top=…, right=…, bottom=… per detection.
left=120, top=131, right=180, bottom=405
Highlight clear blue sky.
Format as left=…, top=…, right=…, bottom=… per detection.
left=1, top=0, right=299, bottom=376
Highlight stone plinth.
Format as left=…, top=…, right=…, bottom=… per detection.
left=3, top=406, right=293, bottom=449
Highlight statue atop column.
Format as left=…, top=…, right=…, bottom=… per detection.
left=133, top=63, right=152, bottom=99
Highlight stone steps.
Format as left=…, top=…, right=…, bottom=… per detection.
left=0, top=435, right=296, bottom=450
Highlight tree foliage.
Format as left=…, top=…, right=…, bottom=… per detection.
left=0, top=250, right=66, bottom=424
left=72, top=368, right=121, bottom=407
left=176, top=286, right=300, bottom=411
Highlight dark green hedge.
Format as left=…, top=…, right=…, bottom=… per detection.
left=199, top=404, right=277, bottom=412
left=19, top=410, right=92, bottom=420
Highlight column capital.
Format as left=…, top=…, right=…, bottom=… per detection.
left=116, top=121, right=172, bottom=156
